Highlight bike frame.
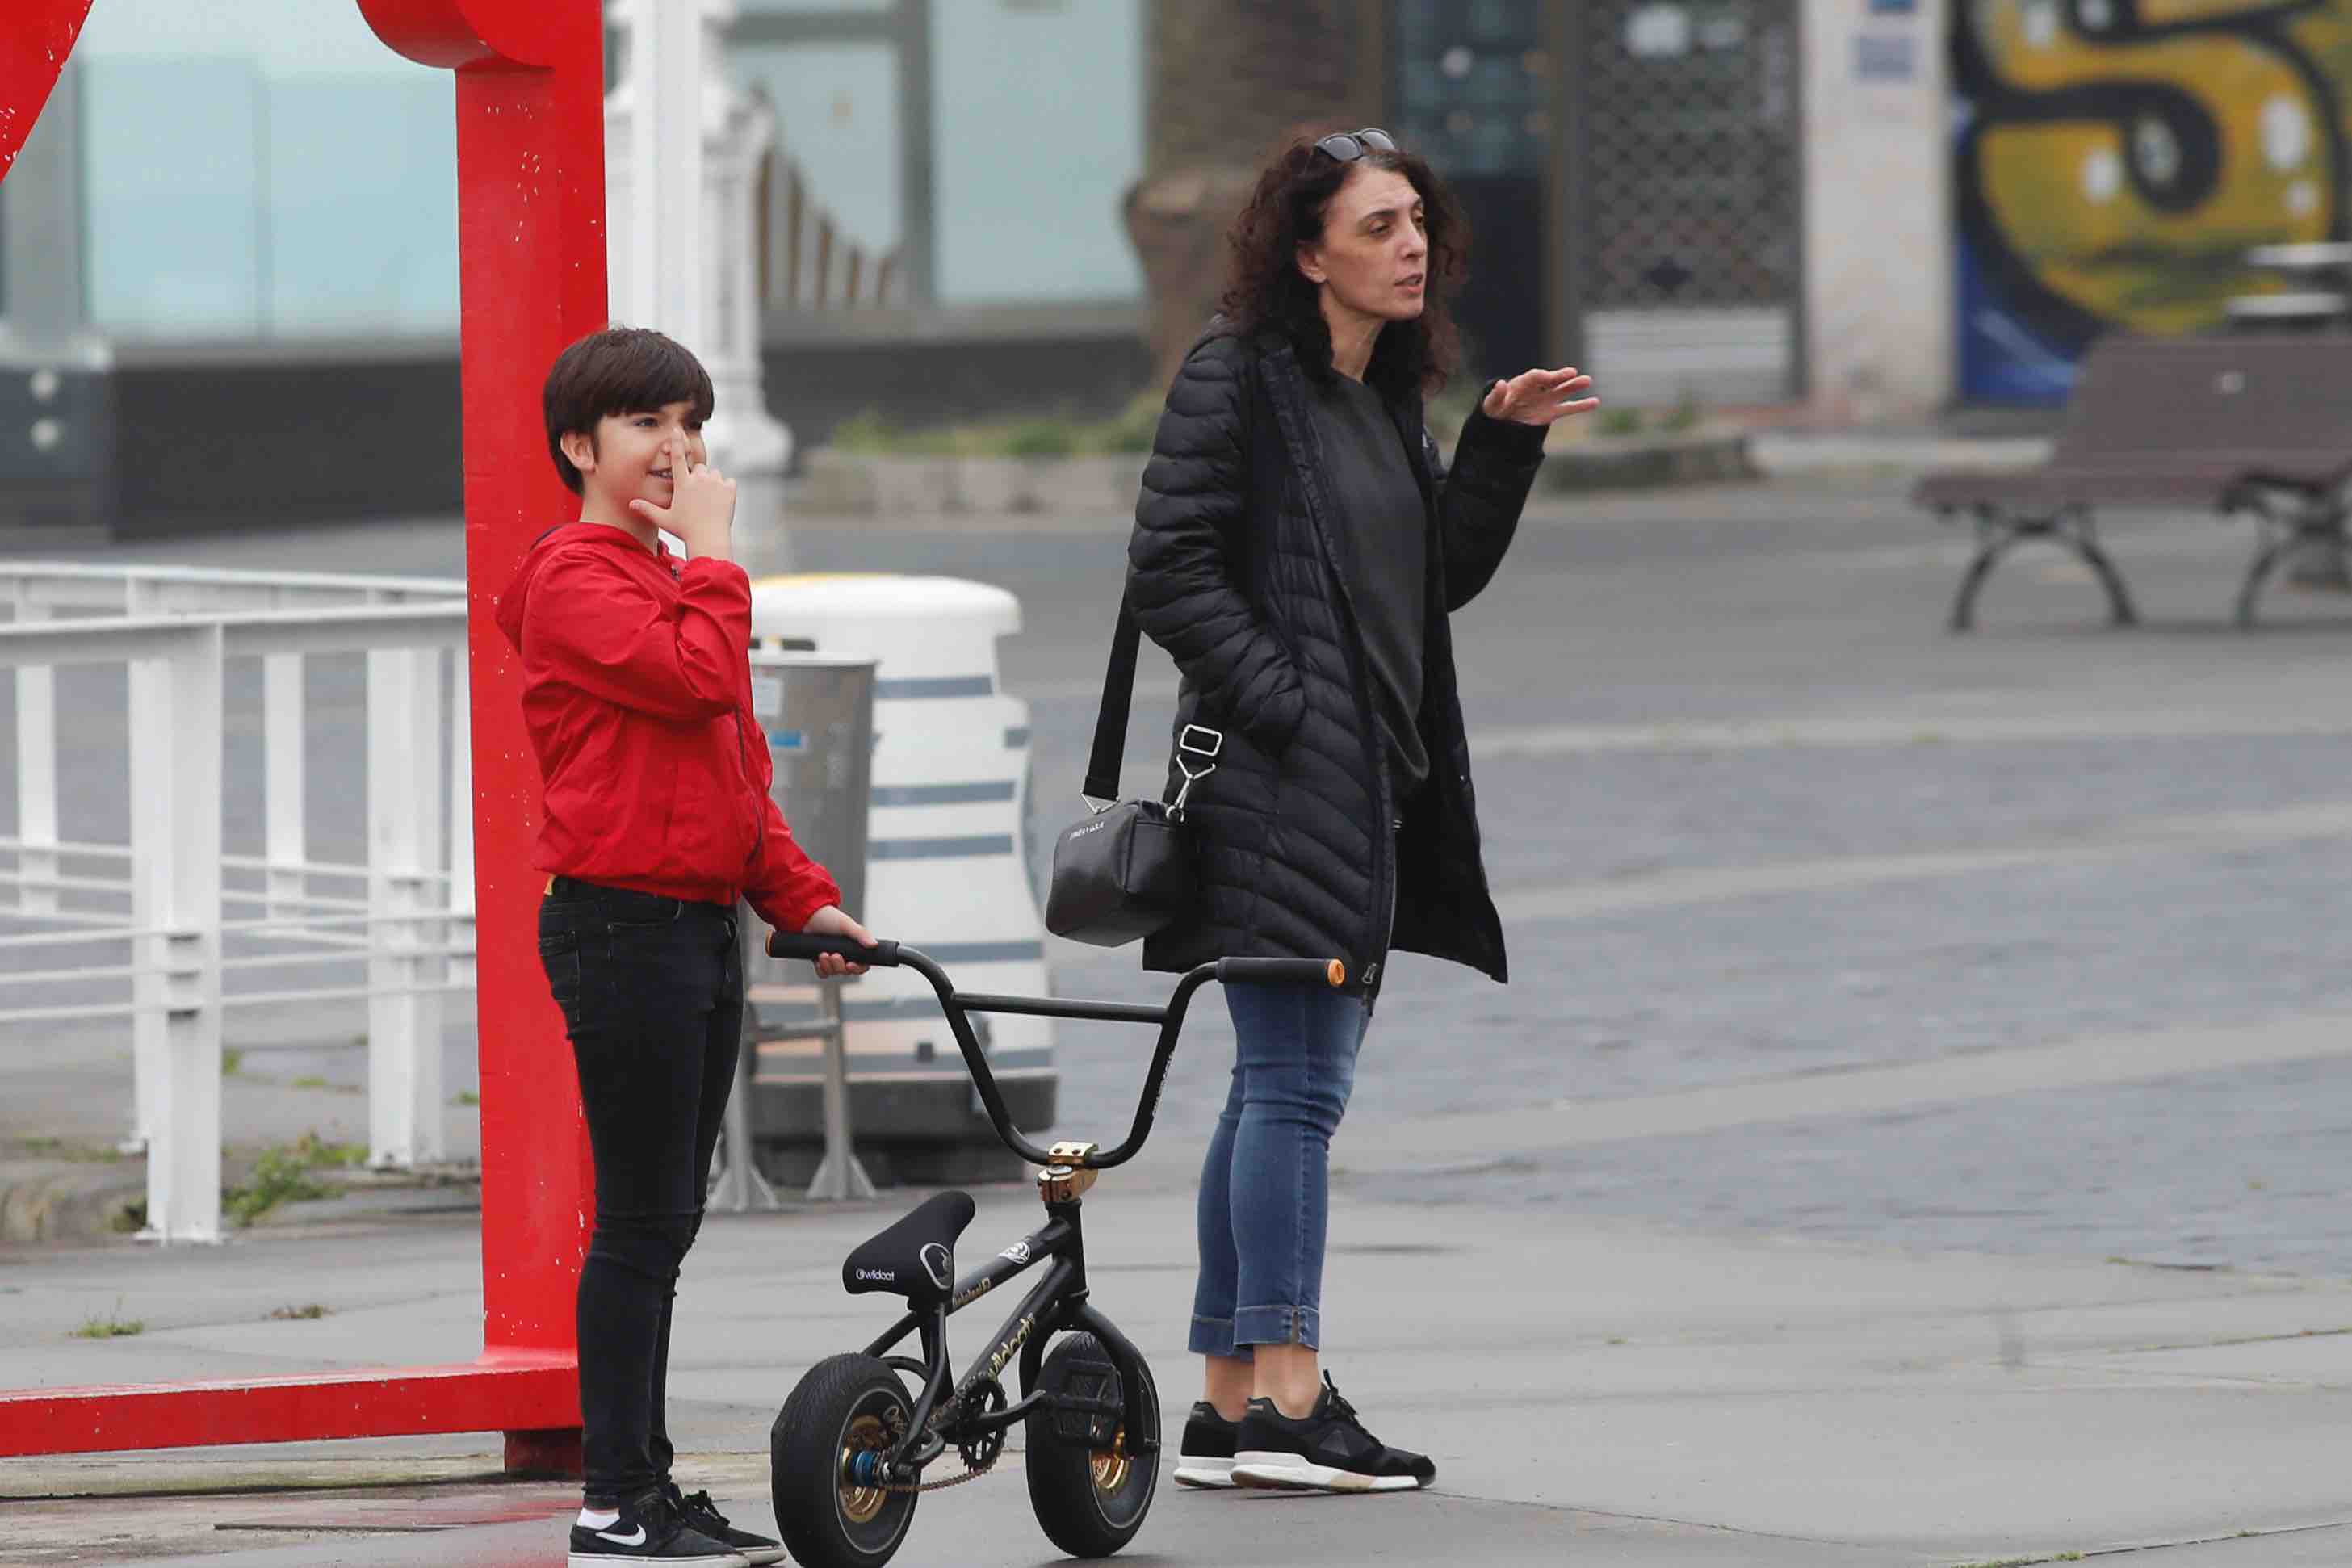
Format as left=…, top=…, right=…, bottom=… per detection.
left=857, top=1194, right=1148, bottom=1475
left=765, top=937, right=1344, bottom=1480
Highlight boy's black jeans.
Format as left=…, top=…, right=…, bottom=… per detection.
left=538, top=876, right=744, bottom=1506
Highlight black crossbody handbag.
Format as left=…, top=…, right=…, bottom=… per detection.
left=1043, top=592, right=1222, bottom=947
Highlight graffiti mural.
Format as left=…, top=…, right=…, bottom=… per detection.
left=1954, top=0, right=2352, bottom=400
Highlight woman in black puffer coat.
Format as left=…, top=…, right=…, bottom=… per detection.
left=1131, top=128, right=1599, bottom=1497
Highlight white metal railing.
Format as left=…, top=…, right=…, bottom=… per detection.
left=0, top=565, right=471, bottom=1243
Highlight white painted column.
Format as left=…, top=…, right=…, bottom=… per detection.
left=1801, top=0, right=1954, bottom=422
left=137, top=626, right=224, bottom=1243
left=366, top=648, right=446, bottom=1168
left=606, top=0, right=791, bottom=475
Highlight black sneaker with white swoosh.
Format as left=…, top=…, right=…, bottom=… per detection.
left=664, top=1482, right=786, bottom=1566
left=566, top=1487, right=747, bottom=1566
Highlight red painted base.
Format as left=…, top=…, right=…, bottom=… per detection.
left=504, top=1423, right=585, bottom=1478
left=0, top=1355, right=578, bottom=1459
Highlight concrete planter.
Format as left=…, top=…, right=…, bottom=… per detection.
left=796, top=425, right=1754, bottom=518
left=798, top=448, right=1147, bottom=518
left=1537, top=424, right=1757, bottom=492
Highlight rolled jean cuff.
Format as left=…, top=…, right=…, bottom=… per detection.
left=1188, top=1314, right=1252, bottom=1360
left=1233, top=1302, right=1319, bottom=1352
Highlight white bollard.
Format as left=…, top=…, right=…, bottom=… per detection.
left=748, top=576, right=1055, bottom=1139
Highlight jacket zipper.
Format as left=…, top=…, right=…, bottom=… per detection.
left=1264, top=353, right=1395, bottom=987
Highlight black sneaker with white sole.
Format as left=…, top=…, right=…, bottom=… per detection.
left=1230, top=1374, right=1436, bottom=1494
left=1173, top=1400, right=1240, bottom=1488
left=567, top=1488, right=747, bottom=1566
left=662, top=1483, right=786, bottom=1566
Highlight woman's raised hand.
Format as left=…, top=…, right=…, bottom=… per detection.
left=1482, top=367, right=1600, bottom=427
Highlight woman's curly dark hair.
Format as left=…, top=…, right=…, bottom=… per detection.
left=1219, top=128, right=1468, bottom=400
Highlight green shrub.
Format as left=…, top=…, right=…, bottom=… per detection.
left=220, top=1132, right=366, bottom=1227
left=1004, top=420, right=1077, bottom=459
left=822, top=392, right=1163, bottom=460
left=71, top=1299, right=142, bottom=1339
left=1597, top=406, right=1645, bottom=438
left=1080, top=391, right=1164, bottom=455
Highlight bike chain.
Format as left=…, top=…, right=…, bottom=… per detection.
left=880, top=1379, right=1004, bottom=1493
left=880, top=1455, right=996, bottom=1494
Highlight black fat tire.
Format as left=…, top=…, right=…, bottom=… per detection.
left=1024, top=1331, right=1159, bottom=1558
left=771, top=1352, right=920, bottom=1568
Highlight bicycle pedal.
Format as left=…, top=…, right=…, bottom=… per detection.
left=1052, top=1362, right=1122, bottom=1445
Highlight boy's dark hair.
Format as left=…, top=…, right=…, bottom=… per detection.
left=543, top=325, right=716, bottom=495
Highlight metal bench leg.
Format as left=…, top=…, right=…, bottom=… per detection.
left=1952, top=509, right=2136, bottom=631
left=2059, top=508, right=2139, bottom=627
left=2235, top=503, right=2348, bottom=629
left=2235, top=530, right=2289, bottom=629
left=1948, top=511, right=2029, bottom=633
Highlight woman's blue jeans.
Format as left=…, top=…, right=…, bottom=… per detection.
left=1189, top=978, right=1372, bottom=1357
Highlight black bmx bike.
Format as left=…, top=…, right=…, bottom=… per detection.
left=761, top=933, right=1345, bottom=1568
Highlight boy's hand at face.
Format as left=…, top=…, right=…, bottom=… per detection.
left=631, top=435, right=737, bottom=561
left=800, top=903, right=878, bottom=977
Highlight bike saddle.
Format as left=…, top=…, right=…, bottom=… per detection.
left=843, top=1189, right=975, bottom=1306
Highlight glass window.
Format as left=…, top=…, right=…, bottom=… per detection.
left=930, top=0, right=1143, bottom=304
left=82, top=56, right=266, bottom=336
left=75, top=0, right=458, bottom=341
left=733, top=42, right=902, bottom=270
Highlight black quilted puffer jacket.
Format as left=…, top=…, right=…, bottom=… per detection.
left=1127, top=322, right=1545, bottom=990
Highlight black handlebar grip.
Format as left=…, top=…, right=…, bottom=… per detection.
left=1213, top=957, right=1348, bottom=988
left=765, top=932, right=901, bottom=967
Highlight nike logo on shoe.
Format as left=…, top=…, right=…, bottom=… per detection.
left=596, top=1524, right=649, bottom=1545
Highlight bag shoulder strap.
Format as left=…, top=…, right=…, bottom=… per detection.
left=1082, top=590, right=1141, bottom=804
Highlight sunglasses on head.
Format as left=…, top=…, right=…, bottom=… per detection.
left=1314, top=127, right=1398, bottom=162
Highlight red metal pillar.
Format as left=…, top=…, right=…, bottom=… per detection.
left=0, top=3, right=92, bottom=179
left=0, top=0, right=602, bottom=1469
left=356, top=0, right=606, bottom=1475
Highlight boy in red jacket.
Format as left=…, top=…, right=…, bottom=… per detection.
left=498, top=325, right=874, bottom=1568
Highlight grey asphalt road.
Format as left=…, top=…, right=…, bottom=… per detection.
left=10, top=477, right=2352, bottom=1278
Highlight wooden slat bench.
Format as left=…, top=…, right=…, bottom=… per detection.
left=1914, top=336, right=2352, bottom=630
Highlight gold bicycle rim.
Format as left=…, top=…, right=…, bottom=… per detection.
left=839, top=1411, right=895, bottom=1524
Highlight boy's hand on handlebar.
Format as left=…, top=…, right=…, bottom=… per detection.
left=799, top=904, right=877, bottom=976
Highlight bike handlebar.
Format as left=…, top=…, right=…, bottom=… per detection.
left=766, top=933, right=1344, bottom=993
left=1213, top=956, right=1348, bottom=988
left=761, top=932, right=1345, bottom=1168
left=766, top=932, right=902, bottom=967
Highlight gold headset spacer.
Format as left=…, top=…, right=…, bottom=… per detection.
left=1037, top=1141, right=1101, bottom=1203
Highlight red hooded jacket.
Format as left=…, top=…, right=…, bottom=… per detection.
left=494, top=523, right=840, bottom=933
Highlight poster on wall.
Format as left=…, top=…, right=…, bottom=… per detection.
left=1952, top=0, right=2348, bottom=403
